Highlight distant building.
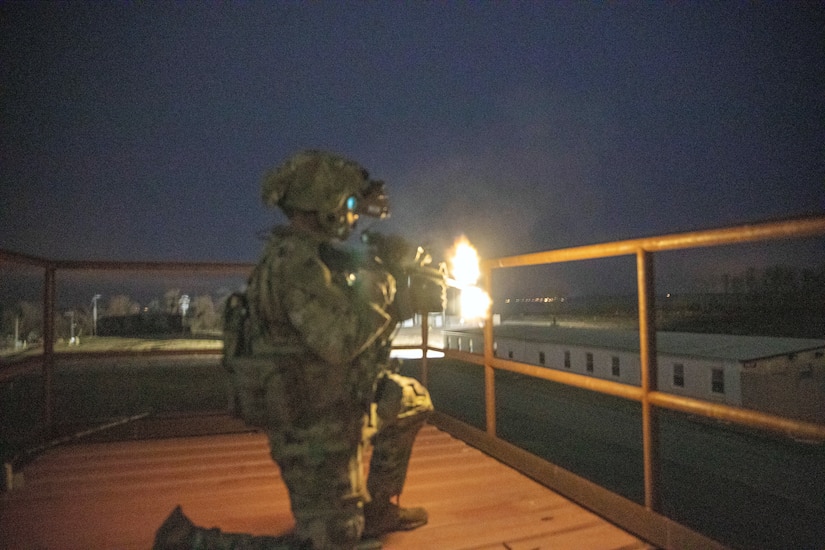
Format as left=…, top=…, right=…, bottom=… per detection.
left=443, top=325, right=825, bottom=423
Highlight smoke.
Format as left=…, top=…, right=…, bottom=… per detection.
left=377, top=83, right=623, bottom=262
left=383, top=154, right=538, bottom=260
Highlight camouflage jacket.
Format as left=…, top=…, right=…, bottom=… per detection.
left=226, top=226, right=396, bottom=406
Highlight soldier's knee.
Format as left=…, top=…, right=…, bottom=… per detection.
left=375, top=373, right=433, bottom=424
left=401, top=376, right=433, bottom=414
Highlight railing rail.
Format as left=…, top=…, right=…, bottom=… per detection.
left=487, top=215, right=825, bottom=266
left=2, top=215, right=824, bottom=548
left=0, top=253, right=254, bottom=430
left=430, top=216, right=825, bottom=515
left=413, top=216, right=825, bottom=548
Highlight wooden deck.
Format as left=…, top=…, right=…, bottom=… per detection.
left=1, top=423, right=651, bottom=550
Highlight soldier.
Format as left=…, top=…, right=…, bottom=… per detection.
left=155, top=150, right=442, bottom=549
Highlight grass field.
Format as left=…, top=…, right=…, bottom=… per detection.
left=0, top=335, right=222, bottom=360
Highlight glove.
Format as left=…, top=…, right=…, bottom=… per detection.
left=353, top=267, right=396, bottom=309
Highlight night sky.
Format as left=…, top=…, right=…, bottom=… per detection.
left=2, top=3, right=823, bottom=281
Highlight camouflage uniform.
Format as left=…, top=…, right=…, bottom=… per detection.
left=223, top=153, right=433, bottom=549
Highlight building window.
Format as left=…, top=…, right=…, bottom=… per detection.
left=586, top=353, right=594, bottom=373
left=564, top=350, right=571, bottom=369
left=711, top=368, right=725, bottom=394
left=611, top=356, right=620, bottom=377
left=539, top=351, right=546, bottom=365
left=673, top=363, right=685, bottom=387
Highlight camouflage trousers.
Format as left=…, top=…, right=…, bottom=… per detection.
left=229, top=357, right=433, bottom=549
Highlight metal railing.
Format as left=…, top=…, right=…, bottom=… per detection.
left=3, top=215, right=824, bottom=548
left=0, top=249, right=253, bottom=430
left=414, top=215, right=825, bottom=548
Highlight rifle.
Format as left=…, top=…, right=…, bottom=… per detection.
left=321, top=178, right=448, bottom=318
left=361, top=230, right=447, bottom=318
left=319, top=231, right=447, bottom=321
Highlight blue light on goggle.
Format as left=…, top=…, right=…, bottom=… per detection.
left=346, top=196, right=357, bottom=212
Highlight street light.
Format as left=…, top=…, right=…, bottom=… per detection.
left=179, top=294, right=190, bottom=334
left=92, top=294, right=102, bottom=336
left=65, top=311, right=77, bottom=345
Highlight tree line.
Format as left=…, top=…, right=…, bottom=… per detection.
left=1, top=288, right=228, bottom=347
left=719, top=264, right=825, bottom=300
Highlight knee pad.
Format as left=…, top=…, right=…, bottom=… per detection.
left=375, top=373, right=433, bottom=424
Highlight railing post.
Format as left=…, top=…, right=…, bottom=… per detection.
left=420, top=311, right=429, bottom=387
left=42, top=265, right=56, bottom=438
left=482, top=263, right=496, bottom=437
left=637, top=249, right=660, bottom=511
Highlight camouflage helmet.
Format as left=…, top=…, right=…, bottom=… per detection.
left=261, top=150, right=369, bottom=216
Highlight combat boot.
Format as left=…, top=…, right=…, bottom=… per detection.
left=362, top=500, right=428, bottom=538
left=153, top=506, right=310, bottom=550
left=153, top=506, right=193, bottom=550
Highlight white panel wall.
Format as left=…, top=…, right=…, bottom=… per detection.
left=658, top=355, right=742, bottom=406
left=443, top=330, right=745, bottom=404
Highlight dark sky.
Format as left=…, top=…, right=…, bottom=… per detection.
left=2, top=2, right=823, bottom=276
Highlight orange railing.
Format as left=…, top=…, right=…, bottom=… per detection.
left=0, top=249, right=253, bottom=430
left=3, top=215, right=824, bottom=549
left=414, top=215, right=825, bottom=547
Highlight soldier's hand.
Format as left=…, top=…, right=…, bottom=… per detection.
left=353, top=267, right=396, bottom=308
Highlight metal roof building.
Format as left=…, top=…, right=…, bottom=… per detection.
left=458, top=324, right=825, bottom=362
left=444, top=325, right=825, bottom=422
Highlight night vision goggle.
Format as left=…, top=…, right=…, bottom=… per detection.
left=353, top=180, right=389, bottom=219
